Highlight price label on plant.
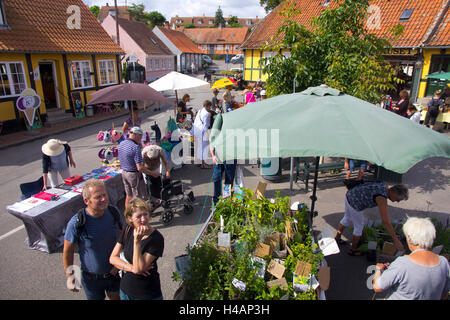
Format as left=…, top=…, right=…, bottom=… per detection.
left=232, top=278, right=246, bottom=291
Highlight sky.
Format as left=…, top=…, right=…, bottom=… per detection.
left=82, top=0, right=268, bottom=20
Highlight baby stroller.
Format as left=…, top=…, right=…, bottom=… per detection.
left=147, top=176, right=195, bottom=225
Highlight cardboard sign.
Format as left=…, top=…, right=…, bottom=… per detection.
left=317, top=267, right=331, bottom=291
left=267, top=278, right=288, bottom=290
left=254, top=242, right=272, bottom=258
left=382, top=242, right=396, bottom=256
left=267, top=260, right=286, bottom=279
left=285, top=221, right=293, bottom=240
left=295, top=261, right=312, bottom=277
left=218, top=232, right=231, bottom=248
left=253, top=181, right=267, bottom=200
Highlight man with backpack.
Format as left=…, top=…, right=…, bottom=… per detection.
left=424, top=89, right=444, bottom=130
left=62, top=179, right=124, bottom=300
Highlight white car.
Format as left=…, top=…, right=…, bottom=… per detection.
left=231, top=54, right=244, bottom=64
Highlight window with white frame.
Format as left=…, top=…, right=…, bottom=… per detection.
left=147, top=58, right=153, bottom=71
left=155, top=59, right=160, bottom=70
left=217, top=45, right=223, bottom=51
left=0, top=61, right=27, bottom=97
left=226, top=45, right=231, bottom=51
left=202, top=45, right=207, bottom=51
left=168, top=58, right=172, bottom=69
left=162, top=58, right=166, bottom=69
left=0, top=0, right=8, bottom=28
left=235, top=45, right=240, bottom=50
left=71, top=60, right=93, bottom=89
left=98, top=59, right=117, bottom=86
left=262, top=51, right=277, bottom=66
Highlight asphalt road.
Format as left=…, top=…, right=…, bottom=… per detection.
left=1, top=59, right=449, bottom=300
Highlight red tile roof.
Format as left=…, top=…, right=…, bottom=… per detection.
left=0, top=0, right=124, bottom=54
left=98, top=5, right=132, bottom=22
left=184, top=27, right=249, bottom=45
left=424, top=2, right=450, bottom=47
left=241, top=0, right=449, bottom=49
left=114, top=17, right=172, bottom=55
left=154, top=26, right=203, bottom=54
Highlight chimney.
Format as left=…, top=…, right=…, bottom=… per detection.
left=106, top=3, right=109, bottom=6
left=164, top=21, right=169, bottom=29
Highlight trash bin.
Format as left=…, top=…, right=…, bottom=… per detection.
left=261, top=157, right=282, bottom=182
left=85, top=105, right=94, bottom=117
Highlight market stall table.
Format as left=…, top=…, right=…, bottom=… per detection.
left=6, top=168, right=124, bottom=253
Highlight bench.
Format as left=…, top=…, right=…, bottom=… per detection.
left=294, top=157, right=402, bottom=190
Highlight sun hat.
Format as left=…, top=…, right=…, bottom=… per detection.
left=260, top=90, right=266, bottom=96
left=129, top=126, right=143, bottom=135
left=42, top=139, right=67, bottom=157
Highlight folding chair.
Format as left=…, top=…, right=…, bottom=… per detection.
left=19, top=176, right=44, bottom=200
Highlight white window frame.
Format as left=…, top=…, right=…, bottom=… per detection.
left=147, top=58, right=153, bottom=71
left=98, top=59, right=117, bottom=86
left=70, top=60, right=93, bottom=89
left=0, top=61, right=27, bottom=97
left=168, top=57, right=172, bottom=69
left=217, top=45, right=223, bottom=51
left=162, top=58, right=166, bottom=70
left=155, top=59, right=160, bottom=70
left=202, top=45, right=207, bottom=51
left=262, top=51, right=277, bottom=66
left=0, top=0, right=7, bottom=27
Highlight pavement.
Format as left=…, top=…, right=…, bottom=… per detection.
left=0, top=61, right=449, bottom=300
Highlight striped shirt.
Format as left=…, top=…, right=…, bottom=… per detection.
left=118, top=139, right=142, bottom=172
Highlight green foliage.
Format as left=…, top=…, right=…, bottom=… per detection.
left=431, top=218, right=450, bottom=254
left=227, top=16, right=242, bottom=28
left=260, top=0, right=283, bottom=13
left=261, top=0, right=403, bottom=104
left=214, top=7, right=226, bottom=28
left=127, top=3, right=165, bottom=27
left=174, top=189, right=322, bottom=300
left=89, top=5, right=100, bottom=18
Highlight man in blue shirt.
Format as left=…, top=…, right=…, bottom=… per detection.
left=63, top=179, right=124, bottom=300
left=118, top=126, right=149, bottom=207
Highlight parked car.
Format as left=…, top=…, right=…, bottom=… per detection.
left=231, top=54, right=244, bottom=64
left=202, top=55, right=213, bottom=65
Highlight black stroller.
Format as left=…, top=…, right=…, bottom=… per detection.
left=147, top=176, right=195, bottom=225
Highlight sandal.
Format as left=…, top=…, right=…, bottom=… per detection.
left=348, top=249, right=365, bottom=256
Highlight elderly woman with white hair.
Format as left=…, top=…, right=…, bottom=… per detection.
left=373, top=217, right=450, bottom=300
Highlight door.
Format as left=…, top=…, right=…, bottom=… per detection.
left=39, top=62, right=58, bottom=109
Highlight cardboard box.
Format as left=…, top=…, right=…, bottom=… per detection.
left=295, top=260, right=312, bottom=277
left=267, top=260, right=286, bottom=279
left=267, top=278, right=288, bottom=290
left=317, top=267, right=331, bottom=291
left=253, top=181, right=267, bottom=200
left=254, top=242, right=272, bottom=258
left=382, top=242, right=396, bottom=256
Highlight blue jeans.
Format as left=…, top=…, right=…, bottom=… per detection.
left=213, top=161, right=237, bottom=204
left=81, top=272, right=120, bottom=300
left=120, top=290, right=163, bottom=300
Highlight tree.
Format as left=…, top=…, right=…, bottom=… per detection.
left=214, top=6, right=226, bottom=28
left=127, top=3, right=148, bottom=23
left=148, top=11, right=166, bottom=27
left=262, top=0, right=403, bottom=104
left=260, top=0, right=282, bottom=13
left=227, top=16, right=242, bottom=28
left=89, top=5, right=100, bottom=18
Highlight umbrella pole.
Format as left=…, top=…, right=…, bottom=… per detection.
left=309, top=156, right=320, bottom=225
left=289, top=157, right=294, bottom=191
left=175, top=90, right=179, bottom=117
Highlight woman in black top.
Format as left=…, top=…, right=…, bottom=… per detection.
left=110, top=197, right=164, bottom=300
left=392, top=90, right=409, bottom=117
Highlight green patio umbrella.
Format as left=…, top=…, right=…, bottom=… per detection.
left=210, top=85, right=450, bottom=216
left=426, top=72, right=450, bottom=80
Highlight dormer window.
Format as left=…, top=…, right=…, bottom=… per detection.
left=0, top=0, right=8, bottom=29
left=323, top=0, right=330, bottom=6
left=400, top=9, right=414, bottom=21
left=109, top=9, right=116, bottom=16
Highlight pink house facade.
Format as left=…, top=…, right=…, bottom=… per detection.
left=101, top=15, right=175, bottom=82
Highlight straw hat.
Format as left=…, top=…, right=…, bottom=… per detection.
left=42, top=139, right=67, bottom=157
